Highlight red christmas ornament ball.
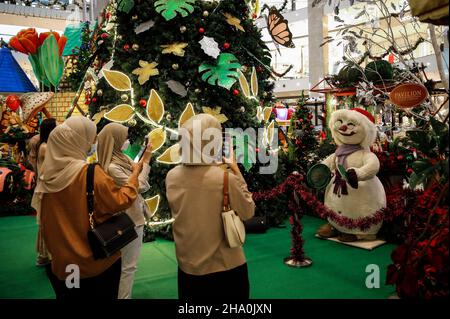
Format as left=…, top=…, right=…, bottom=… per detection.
left=299, top=118, right=304, bottom=123
left=199, top=27, right=205, bottom=34
left=307, top=114, right=313, bottom=120
left=6, top=95, right=21, bottom=111
left=223, top=42, right=230, bottom=50
left=407, top=168, right=414, bottom=175
left=397, top=155, right=404, bottom=161
left=232, top=89, right=240, bottom=96
left=310, top=124, right=315, bottom=129
left=100, top=33, right=108, bottom=39
left=139, top=99, right=147, bottom=107
left=92, top=97, right=97, bottom=103
left=252, top=13, right=258, bottom=19
left=123, top=44, right=130, bottom=51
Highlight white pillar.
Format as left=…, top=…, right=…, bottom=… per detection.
left=307, top=0, right=328, bottom=97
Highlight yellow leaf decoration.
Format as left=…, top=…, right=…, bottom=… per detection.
left=266, top=120, right=275, bottom=145
left=148, top=127, right=167, bottom=153
left=238, top=70, right=251, bottom=98
left=251, top=67, right=259, bottom=96
left=256, top=106, right=263, bottom=122
left=132, top=60, right=159, bottom=85
left=161, top=42, right=188, bottom=57
left=104, top=104, right=135, bottom=123
left=102, top=69, right=132, bottom=91
left=92, top=110, right=106, bottom=125
left=157, top=144, right=182, bottom=164
left=202, top=106, right=229, bottom=124
left=145, top=195, right=160, bottom=218
left=146, top=89, right=165, bottom=124
left=263, top=106, right=273, bottom=122
left=179, top=103, right=195, bottom=128
left=223, top=13, right=245, bottom=32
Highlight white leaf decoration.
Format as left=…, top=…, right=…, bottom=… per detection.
left=199, top=36, right=220, bottom=59
left=166, top=80, right=188, bottom=97
left=135, top=20, right=155, bottom=34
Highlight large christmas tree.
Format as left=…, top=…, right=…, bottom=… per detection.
left=89, top=0, right=288, bottom=228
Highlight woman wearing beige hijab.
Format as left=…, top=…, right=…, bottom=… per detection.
left=166, top=114, right=255, bottom=299
left=97, top=123, right=152, bottom=299
left=32, top=116, right=144, bottom=299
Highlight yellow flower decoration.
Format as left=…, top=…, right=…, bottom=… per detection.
left=223, top=13, right=245, bottom=32
left=132, top=60, right=160, bottom=85
left=160, top=42, right=188, bottom=57
left=202, top=106, right=228, bottom=124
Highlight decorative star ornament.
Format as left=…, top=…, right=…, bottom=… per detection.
left=132, top=60, right=160, bottom=85
left=160, top=42, right=188, bottom=57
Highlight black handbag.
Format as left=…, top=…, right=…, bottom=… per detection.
left=86, top=164, right=138, bottom=260
left=244, top=216, right=268, bottom=234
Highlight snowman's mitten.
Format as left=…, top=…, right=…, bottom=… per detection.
left=347, top=169, right=359, bottom=189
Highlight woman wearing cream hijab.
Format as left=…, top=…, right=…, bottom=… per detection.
left=166, top=114, right=255, bottom=299
left=32, top=116, right=144, bottom=299
left=97, top=123, right=152, bottom=299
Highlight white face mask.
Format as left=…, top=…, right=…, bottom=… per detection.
left=87, top=142, right=98, bottom=157
left=121, top=139, right=130, bottom=152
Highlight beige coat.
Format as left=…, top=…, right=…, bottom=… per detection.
left=166, top=165, right=255, bottom=276
left=107, top=162, right=151, bottom=226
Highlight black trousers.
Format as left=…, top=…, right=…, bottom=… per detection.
left=45, top=259, right=121, bottom=300
left=178, top=263, right=250, bottom=300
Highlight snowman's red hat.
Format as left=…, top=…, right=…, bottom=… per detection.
left=351, top=108, right=375, bottom=124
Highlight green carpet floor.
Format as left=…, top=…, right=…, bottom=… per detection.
left=0, top=215, right=397, bottom=299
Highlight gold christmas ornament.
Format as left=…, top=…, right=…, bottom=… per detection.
left=127, top=118, right=137, bottom=127
left=195, top=88, right=201, bottom=93
left=96, top=89, right=103, bottom=96
left=132, top=15, right=138, bottom=20
left=180, top=26, right=187, bottom=33
left=161, top=42, right=188, bottom=57
left=203, top=10, right=209, bottom=17
left=223, top=13, right=245, bottom=32
left=121, top=94, right=129, bottom=102
left=132, top=60, right=160, bottom=85
left=202, top=106, right=228, bottom=124
left=172, top=63, right=179, bottom=70
left=132, top=44, right=140, bottom=51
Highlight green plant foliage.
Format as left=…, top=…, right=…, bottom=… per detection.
left=154, top=0, right=196, bottom=21
left=364, top=60, right=393, bottom=83
left=199, top=53, right=241, bottom=90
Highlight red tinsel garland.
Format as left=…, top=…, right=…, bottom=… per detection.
left=253, top=174, right=413, bottom=231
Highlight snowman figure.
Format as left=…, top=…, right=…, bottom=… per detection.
left=317, top=108, right=386, bottom=242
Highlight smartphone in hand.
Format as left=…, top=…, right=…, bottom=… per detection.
left=134, top=136, right=149, bottom=163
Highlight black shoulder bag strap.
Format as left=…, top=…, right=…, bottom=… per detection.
left=86, top=163, right=98, bottom=230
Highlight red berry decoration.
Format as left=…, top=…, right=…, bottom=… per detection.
left=233, top=89, right=240, bottom=96
left=6, top=95, right=21, bottom=112
left=307, top=114, right=313, bottom=120
left=139, top=99, right=147, bottom=107
left=123, top=44, right=130, bottom=51
left=407, top=168, right=414, bottom=175
left=397, top=155, right=404, bottom=161
left=92, top=97, right=97, bottom=103
left=100, top=33, right=108, bottom=39
left=199, top=27, right=205, bottom=34
left=223, top=42, right=230, bottom=50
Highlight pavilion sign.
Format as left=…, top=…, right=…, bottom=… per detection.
left=390, top=83, right=428, bottom=109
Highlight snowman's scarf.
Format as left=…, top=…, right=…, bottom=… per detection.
left=335, top=144, right=362, bottom=169
left=333, top=144, right=362, bottom=196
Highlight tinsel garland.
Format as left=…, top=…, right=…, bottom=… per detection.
left=253, top=173, right=409, bottom=231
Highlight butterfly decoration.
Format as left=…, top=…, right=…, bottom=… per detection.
left=266, top=7, right=295, bottom=49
